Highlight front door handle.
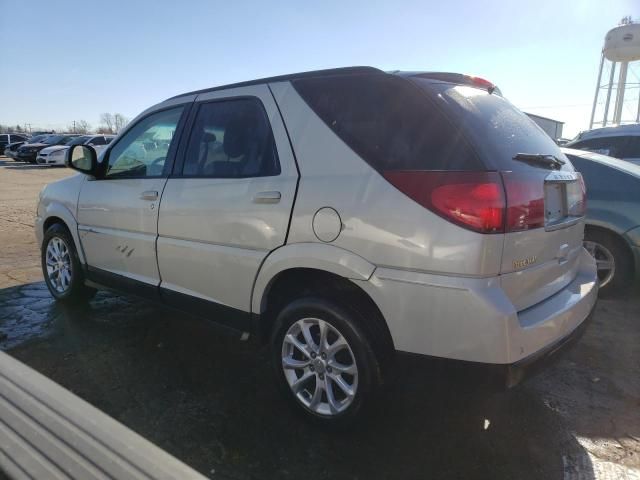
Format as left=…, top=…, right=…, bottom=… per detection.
left=253, top=191, right=281, bottom=204
left=140, top=190, right=158, bottom=201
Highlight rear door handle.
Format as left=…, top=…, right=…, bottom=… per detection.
left=253, top=191, right=281, bottom=204
left=140, top=190, right=158, bottom=201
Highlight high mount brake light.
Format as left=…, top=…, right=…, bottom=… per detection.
left=467, top=75, right=498, bottom=94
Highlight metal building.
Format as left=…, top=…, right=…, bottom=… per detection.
left=526, top=113, right=564, bottom=140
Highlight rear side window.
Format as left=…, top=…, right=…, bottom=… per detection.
left=292, top=74, right=484, bottom=171
left=90, top=136, right=106, bottom=146
left=0, top=135, right=8, bottom=143
left=570, top=136, right=631, bottom=158
left=182, top=98, right=280, bottom=178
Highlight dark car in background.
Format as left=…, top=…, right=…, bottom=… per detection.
left=562, top=147, right=640, bottom=295
left=5, top=134, right=49, bottom=160
left=565, top=124, right=640, bottom=165
left=0, top=133, right=29, bottom=153
left=16, top=134, right=79, bottom=163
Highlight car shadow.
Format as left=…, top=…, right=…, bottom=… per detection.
left=1, top=164, right=51, bottom=170
left=0, top=282, right=608, bottom=479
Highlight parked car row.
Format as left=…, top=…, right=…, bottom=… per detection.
left=2, top=133, right=114, bottom=165
left=37, top=135, right=114, bottom=165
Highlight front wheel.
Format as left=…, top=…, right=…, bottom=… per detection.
left=271, top=296, right=382, bottom=425
left=42, top=224, right=95, bottom=302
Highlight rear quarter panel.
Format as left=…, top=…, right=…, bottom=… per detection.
left=269, top=81, right=503, bottom=277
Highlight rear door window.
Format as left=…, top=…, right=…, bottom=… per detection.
left=292, top=74, right=484, bottom=172
left=182, top=98, right=280, bottom=178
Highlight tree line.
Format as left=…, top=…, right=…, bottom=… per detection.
left=0, top=113, right=129, bottom=135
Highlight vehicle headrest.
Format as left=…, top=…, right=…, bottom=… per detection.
left=202, top=132, right=217, bottom=143
left=223, top=115, right=251, bottom=158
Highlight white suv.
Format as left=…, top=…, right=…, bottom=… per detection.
left=36, top=67, right=598, bottom=423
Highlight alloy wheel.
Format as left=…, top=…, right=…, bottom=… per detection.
left=45, top=236, right=72, bottom=293
left=281, top=317, right=358, bottom=416
left=584, top=240, right=616, bottom=288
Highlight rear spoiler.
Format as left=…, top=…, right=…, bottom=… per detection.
left=0, top=351, right=207, bottom=479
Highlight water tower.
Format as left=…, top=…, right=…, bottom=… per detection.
left=589, top=17, right=640, bottom=128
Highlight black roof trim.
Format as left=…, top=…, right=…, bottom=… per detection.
left=165, top=66, right=384, bottom=101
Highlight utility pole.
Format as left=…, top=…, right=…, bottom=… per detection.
left=72, top=120, right=76, bottom=133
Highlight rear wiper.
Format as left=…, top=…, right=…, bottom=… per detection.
left=513, top=153, right=565, bottom=169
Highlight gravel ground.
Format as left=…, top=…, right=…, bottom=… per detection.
left=0, top=156, right=639, bottom=479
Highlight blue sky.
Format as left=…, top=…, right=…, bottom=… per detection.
left=1, top=0, right=638, bottom=137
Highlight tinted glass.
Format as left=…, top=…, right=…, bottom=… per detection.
left=182, top=98, right=280, bottom=177
left=105, top=107, right=183, bottom=178
left=41, top=135, right=74, bottom=145
left=569, top=136, right=631, bottom=158
left=0, top=135, right=7, bottom=143
left=12, top=135, right=27, bottom=142
left=292, top=74, right=483, bottom=172
left=67, top=136, right=91, bottom=146
left=29, top=135, right=48, bottom=144
left=413, top=79, right=572, bottom=173
left=89, top=136, right=106, bottom=145
left=105, top=137, right=114, bottom=144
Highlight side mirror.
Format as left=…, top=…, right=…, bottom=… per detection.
left=66, top=145, right=98, bottom=175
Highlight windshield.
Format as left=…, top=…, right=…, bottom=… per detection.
left=42, top=135, right=65, bottom=145
left=26, top=135, right=48, bottom=144
left=66, top=136, right=91, bottom=146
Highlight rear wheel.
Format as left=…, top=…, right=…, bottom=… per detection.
left=584, top=229, right=633, bottom=296
left=42, top=224, right=96, bottom=302
left=271, top=296, right=382, bottom=425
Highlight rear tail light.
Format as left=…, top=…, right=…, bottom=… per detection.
left=501, top=172, right=545, bottom=232
left=568, top=172, right=587, bottom=217
left=383, top=171, right=505, bottom=233
left=383, top=170, right=549, bottom=234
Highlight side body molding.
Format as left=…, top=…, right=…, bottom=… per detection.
left=251, top=242, right=376, bottom=314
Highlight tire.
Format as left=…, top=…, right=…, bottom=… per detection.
left=270, top=296, right=382, bottom=426
left=584, top=229, right=633, bottom=296
left=41, top=223, right=96, bottom=302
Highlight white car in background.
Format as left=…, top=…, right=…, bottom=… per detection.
left=37, top=135, right=114, bottom=166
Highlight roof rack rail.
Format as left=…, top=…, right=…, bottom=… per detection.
left=165, top=66, right=384, bottom=101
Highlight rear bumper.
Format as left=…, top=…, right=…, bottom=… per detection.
left=356, top=248, right=598, bottom=366
left=502, top=305, right=594, bottom=387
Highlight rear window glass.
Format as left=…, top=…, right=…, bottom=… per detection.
left=292, top=74, right=484, bottom=171
left=568, top=135, right=640, bottom=159
left=412, top=79, right=572, bottom=173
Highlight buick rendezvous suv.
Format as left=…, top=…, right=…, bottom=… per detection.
left=36, top=67, right=598, bottom=423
